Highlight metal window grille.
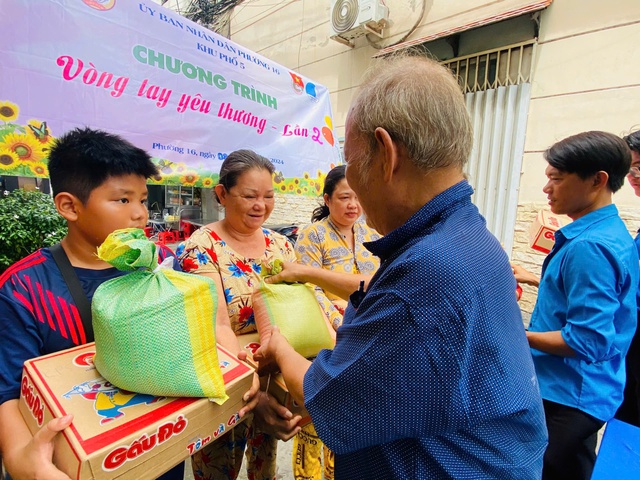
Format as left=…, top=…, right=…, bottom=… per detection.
left=441, top=41, right=536, bottom=255
left=443, top=40, right=535, bottom=93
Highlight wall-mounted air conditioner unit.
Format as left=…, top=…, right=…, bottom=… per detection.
left=330, top=0, right=389, bottom=47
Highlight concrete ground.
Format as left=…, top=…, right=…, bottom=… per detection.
left=183, top=439, right=294, bottom=480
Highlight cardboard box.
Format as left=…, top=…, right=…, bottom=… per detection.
left=238, top=333, right=312, bottom=427
left=19, top=343, right=254, bottom=480
left=528, top=210, right=571, bottom=254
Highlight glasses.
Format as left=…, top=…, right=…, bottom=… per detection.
left=629, top=166, right=640, bottom=179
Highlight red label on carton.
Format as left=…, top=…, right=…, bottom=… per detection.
left=21, top=375, right=45, bottom=427
left=102, top=415, right=188, bottom=471
left=529, top=210, right=571, bottom=254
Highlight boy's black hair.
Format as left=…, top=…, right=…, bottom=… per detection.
left=544, top=131, right=631, bottom=193
left=48, top=127, right=158, bottom=203
left=624, top=130, right=640, bottom=154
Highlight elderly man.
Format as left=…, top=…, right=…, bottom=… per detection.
left=256, top=54, right=547, bottom=479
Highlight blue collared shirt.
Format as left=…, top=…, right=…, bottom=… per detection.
left=636, top=231, right=640, bottom=312
left=304, top=181, right=547, bottom=479
left=529, top=204, right=639, bottom=421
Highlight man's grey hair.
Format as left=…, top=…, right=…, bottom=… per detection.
left=349, top=54, right=473, bottom=173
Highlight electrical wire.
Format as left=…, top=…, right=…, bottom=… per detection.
left=366, top=0, right=427, bottom=51
left=162, top=0, right=245, bottom=35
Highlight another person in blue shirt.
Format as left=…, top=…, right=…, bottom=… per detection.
left=255, top=54, right=547, bottom=480
left=516, top=131, right=638, bottom=480
left=615, top=129, right=640, bottom=427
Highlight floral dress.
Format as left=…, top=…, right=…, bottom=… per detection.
left=178, top=226, right=295, bottom=334
left=177, top=226, right=295, bottom=480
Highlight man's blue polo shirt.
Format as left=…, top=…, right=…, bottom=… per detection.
left=529, top=204, right=639, bottom=421
left=304, top=181, right=547, bottom=479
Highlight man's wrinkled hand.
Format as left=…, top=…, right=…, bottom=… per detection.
left=254, top=326, right=287, bottom=376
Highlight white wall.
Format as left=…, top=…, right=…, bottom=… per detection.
left=227, top=0, right=557, bottom=138
left=521, top=0, right=640, bottom=208
left=156, top=0, right=640, bottom=237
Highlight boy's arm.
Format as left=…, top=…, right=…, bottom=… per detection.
left=526, top=330, right=576, bottom=357
left=0, top=399, right=73, bottom=480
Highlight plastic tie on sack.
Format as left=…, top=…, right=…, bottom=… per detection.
left=96, top=227, right=158, bottom=271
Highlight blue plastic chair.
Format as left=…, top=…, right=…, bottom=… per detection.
left=591, top=419, right=640, bottom=479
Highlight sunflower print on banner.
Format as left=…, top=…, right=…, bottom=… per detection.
left=0, top=99, right=330, bottom=194
left=0, top=100, right=53, bottom=177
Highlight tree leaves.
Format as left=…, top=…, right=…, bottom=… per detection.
left=0, top=189, right=67, bottom=273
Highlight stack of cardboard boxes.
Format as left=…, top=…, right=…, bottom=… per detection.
left=529, top=210, right=571, bottom=254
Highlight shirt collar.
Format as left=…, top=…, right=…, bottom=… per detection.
left=556, top=204, right=619, bottom=241
left=365, top=181, right=473, bottom=259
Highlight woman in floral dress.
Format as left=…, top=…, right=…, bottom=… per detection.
left=178, top=150, right=300, bottom=480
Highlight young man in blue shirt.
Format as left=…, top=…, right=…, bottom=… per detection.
left=615, top=129, right=640, bottom=427
left=256, top=55, right=547, bottom=480
left=518, top=131, right=639, bottom=480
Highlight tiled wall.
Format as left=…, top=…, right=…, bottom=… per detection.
left=512, top=203, right=640, bottom=325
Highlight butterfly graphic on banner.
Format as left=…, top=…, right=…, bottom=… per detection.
left=157, top=159, right=176, bottom=173
left=28, top=121, right=49, bottom=141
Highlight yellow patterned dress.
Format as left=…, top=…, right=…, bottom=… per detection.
left=295, top=216, right=381, bottom=330
left=178, top=226, right=295, bottom=480
left=292, top=216, right=381, bottom=480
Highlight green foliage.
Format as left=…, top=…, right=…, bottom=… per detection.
left=0, top=189, right=67, bottom=273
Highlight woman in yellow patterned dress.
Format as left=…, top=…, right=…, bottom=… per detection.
left=289, top=165, right=381, bottom=480
left=177, top=150, right=301, bottom=480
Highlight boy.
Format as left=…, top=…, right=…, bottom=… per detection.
left=0, top=127, right=183, bottom=479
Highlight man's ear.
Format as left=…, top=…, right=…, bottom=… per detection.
left=374, top=127, right=399, bottom=182
left=593, top=171, right=609, bottom=189
left=54, top=192, right=81, bottom=222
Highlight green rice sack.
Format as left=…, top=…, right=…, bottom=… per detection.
left=92, top=228, right=227, bottom=403
left=253, top=262, right=335, bottom=358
